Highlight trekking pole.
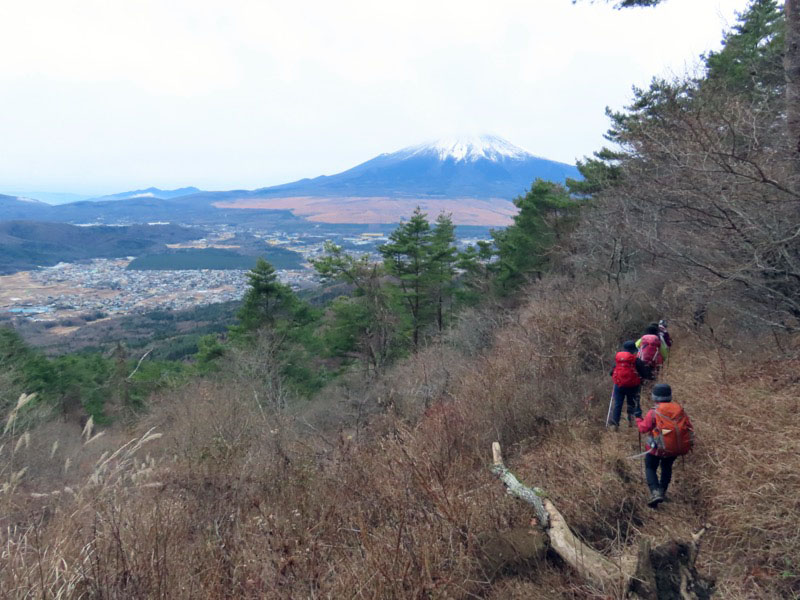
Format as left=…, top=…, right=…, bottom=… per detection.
left=638, top=432, right=645, bottom=482
left=605, top=392, right=614, bottom=427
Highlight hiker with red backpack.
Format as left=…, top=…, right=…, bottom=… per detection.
left=634, top=383, right=694, bottom=507
left=607, top=340, right=650, bottom=429
left=636, top=323, right=668, bottom=379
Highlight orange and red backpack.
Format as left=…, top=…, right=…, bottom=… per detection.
left=647, top=402, right=693, bottom=456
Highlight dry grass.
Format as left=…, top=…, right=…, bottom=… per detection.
left=665, top=350, right=800, bottom=598
left=1, top=278, right=798, bottom=598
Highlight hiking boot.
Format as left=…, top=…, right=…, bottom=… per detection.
left=659, top=488, right=670, bottom=502
left=647, top=488, right=664, bottom=508
left=627, top=414, right=634, bottom=427
left=608, top=423, right=619, bottom=432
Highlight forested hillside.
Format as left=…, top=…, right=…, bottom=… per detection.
left=1, top=2, right=798, bottom=598
left=0, top=221, right=204, bottom=274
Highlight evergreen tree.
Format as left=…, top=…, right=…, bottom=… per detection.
left=235, top=258, right=295, bottom=331
left=454, top=242, right=493, bottom=307
left=587, top=0, right=800, bottom=190
left=195, top=334, right=225, bottom=373
left=312, top=241, right=402, bottom=370
left=111, top=342, right=131, bottom=409
left=572, top=0, right=789, bottom=206
left=428, top=213, right=458, bottom=331
left=704, top=0, right=785, bottom=100
left=379, top=207, right=434, bottom=348
left=567, top=147, right=625, bottom=196
left=322, top=296, right=373, bottom=360
left=491, top=179, right=575, bottom=292
left=231, top=257, right=326, bottom=394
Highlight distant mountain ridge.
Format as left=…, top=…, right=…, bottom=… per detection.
left=0, top=194, right=53, bottom=220
left=0, top=221, right=204, bottom=274
left=253, top=134, right=579, bottom=199
left=88, top=187, right=202, bottom=202
left=0, top=134, right=580, bottom=226
left=3, top=191, right=94, bottom=205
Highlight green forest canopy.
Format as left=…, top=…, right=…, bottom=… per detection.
left=127, top=247, right=305, bottom=271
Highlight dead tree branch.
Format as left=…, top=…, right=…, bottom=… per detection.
left=489, top=442, right=714, bottom=598
left=127, top=349, right=152, bottom=380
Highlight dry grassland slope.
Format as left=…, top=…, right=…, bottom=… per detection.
left=1, top=285, right=798, bottom=599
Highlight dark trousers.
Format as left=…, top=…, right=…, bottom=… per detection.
left=610, top=384, right=640, bottom=426
left=645, top=454, right=676, bottom=493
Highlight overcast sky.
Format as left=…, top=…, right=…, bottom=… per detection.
left=1, top=0, right=752, bottom=196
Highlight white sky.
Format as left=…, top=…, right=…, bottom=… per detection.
left=0, top=0, right=752, bottom=195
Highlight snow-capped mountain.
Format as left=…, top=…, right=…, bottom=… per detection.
left=255, top=134, right=579, bottom=199
left=0, top=194, right=54, bottom=220
left=400, top=134, right=533, bottom=162
left=0, top=135, right=579, bottom=225
left=88, top=187, right=202, bottom=202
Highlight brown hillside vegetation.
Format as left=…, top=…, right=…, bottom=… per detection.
left=213, top=196, right=516, bottom=225
left=2, top=278, right=798, bottom=598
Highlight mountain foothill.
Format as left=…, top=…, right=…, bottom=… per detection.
left=0, top=221, right=205, bottom=274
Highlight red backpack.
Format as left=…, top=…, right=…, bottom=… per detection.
left=637, top=334, right=663, bottom=367
left=613, top=352, right=641, bottom=388
left=647, top=402, right=693, bottom=456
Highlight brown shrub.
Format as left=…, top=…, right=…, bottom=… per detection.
left=2, top=278, right=798, bottom=599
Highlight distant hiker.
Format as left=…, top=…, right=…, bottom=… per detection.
left=658, top=319, right=672, bottom=360
left=607, top=340, right=649, bottom=429
left=636, top=323, right=667, bottom=378
left=692, top=303, right=707, bottom=330
left=635, top=383, right=694, bottom=507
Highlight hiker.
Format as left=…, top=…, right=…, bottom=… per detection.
left=635, top=383, right=694, bottom=507
left=636, top=323, right=667, bottom=378
left=607, top=340, right=649, bottom=429
left=658, top=319, right=672, bottom=360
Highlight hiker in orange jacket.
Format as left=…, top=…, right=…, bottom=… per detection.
left=635, top=383, right=694, bottom=507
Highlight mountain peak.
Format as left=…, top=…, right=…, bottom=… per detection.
left=403, top=134, right=532, bottom=163
left=254, top=133, right=578, bottom=201
left=89, top=187, right=202, bottom=202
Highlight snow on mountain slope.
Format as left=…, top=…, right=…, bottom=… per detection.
left=89, top=187, right=202, bottom=202
left=0, top=194, right=54, bottom=220
left=400, top=134, right=532, bottom=162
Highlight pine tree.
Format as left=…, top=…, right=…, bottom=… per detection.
left=587, top=0, right=800, bottom=191
left=236, top=258, right=295, bottom=331
left=492, top=179, right=575, bottom=292
left=379, top=207, right=434, bottom=348
left=428, top=213, right=458, bottom=331
left=311, top=242, right=401, bottom=371
left=454, top=241, right=493, bottom=307
left=704, top=0, right=785, bottom=100
left=567, top=147, right=625, bottom=196
left=112, top=342, right=131, bottom=408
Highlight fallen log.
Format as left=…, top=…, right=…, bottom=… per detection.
left=489, top=441, right=714, bottom=598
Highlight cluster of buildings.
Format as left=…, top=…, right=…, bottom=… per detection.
left=3, top=258, right=314, bottom=322
left=1, top=224, right=482, bottom=326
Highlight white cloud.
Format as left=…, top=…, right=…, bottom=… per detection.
left=0, top=0, right=750, bottom=193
